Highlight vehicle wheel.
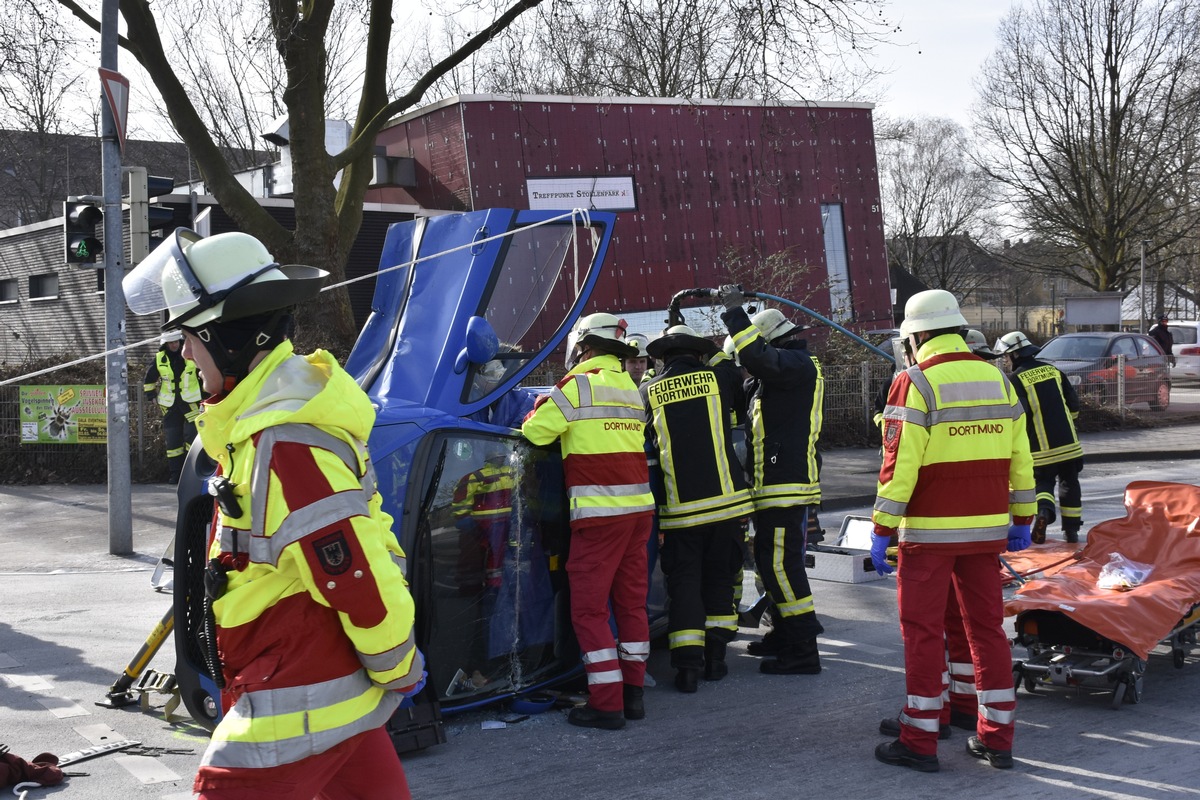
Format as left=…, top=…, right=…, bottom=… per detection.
left=1023, top=673, right=1040, bottom=694
left=1173, top=648, right=1186, bottom=669
left=1150, top=381, right=1170, bottom=411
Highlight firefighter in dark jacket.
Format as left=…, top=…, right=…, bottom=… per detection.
left=642, top=325, right=754, bottom=692
left=143, top=330, right=203, bottom=483
left=718, top=286, right=825, bottom=674
left=994, top=331, right=1084, bottom=543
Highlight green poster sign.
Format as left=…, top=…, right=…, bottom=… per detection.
left=19, top=385, right=107, bottom=444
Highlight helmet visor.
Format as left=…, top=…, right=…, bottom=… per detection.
left=123, top=229, right=206, bottom=319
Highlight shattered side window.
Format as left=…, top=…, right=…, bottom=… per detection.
left=413, top=432, right=573, bottom=703
left=467, top=223, right=599, bottom=403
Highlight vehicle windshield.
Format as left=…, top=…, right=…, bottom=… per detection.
left=1038, top=336, right=1109, bottom=360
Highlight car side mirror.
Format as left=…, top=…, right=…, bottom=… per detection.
left=453, top=315, right=500, bottom=374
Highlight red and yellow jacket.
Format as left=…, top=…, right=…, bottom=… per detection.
left=196, top=341, right=422, bottom=771
left=521, top=352, right=653, bottom=528
left=874, top=334, right=1036, bottom=549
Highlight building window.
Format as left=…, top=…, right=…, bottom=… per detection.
left=821, top=203, right=853, bottom=323
left=29, top=273, right=59, bottom=300
left=0, top=278, right=16, bottom=303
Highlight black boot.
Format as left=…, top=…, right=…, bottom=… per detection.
left=567, top=704, right=625, bottom=730
left=1031, top=510, right=1049, bottom=545
left=760, top=637, right=821, bottom=675
left=746, top=627, right=784, bottom=657
left=1063, top=522, right=1080, bottom=544
left=622, top=685, right=645, bottom=720
left=674, top=668, right=699, bottom=693
left=704, top=639, right=728, bottom=681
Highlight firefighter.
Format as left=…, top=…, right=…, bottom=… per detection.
left=878, top=326, right=997, bottom=742
left=123, top=229, right=425, bottom=799
left=717, top=287, right=825, bottom=675
left=624, top=332, right=653, bottom=383
left=521, top=312, right=654, bottom=729
left=871, top=289, right=1035, bottom=773
left=994, top=330, right=1084, bottom=543
left=642, top=325, right=753, bottom=691
left=143, top=330, right=202, bottom=483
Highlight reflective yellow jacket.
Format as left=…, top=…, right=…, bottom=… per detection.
left=144, top=349, right=202, bottom=410
left=874, top=334, right=1036, bottom=547
left=196, top=341, right=422, bottom=771
left=521, top=352, right=653, bottom=528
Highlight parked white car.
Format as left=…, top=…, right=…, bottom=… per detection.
left=1169, top=320, right=1200, bottom=382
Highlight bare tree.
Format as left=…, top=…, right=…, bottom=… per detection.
left=0, top=2, right=94, bottom=227
left=974, top=0, right=1200, bottom=293
left=55, top=0, right=546, bottom=351
left=878, top=116, right=996, bottom=300
left=419, top=0, right=896, bottom=101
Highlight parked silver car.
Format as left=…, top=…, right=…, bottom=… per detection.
left=1036, top=332, right=1171, bottom=411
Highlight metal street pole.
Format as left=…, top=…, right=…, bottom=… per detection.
left=1139, top=240, right=1148, bottom=334
left=101, top=0, right=132, bottom=554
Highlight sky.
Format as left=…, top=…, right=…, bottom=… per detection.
left=871, top=0, right=1014, bottom=127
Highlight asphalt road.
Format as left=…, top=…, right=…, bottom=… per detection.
left=3, top=461, right=1200, bottom=799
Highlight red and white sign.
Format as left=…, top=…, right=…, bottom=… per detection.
left=98, top=68, right=130, bottom=153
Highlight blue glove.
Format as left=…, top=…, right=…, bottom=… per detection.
left=1007, top=524, right=1031, bottom=552
left=397, top=669, right=428, bottom=707
left=870, top=533, right=894, bottom=576
left=717, top=284, right=745, bottom=311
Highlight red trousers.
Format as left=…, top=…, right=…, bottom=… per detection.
left=896, top=547, right=1016, bottom=756
left=566, top=513, right=652, bottom=711
left=194, top=726, right=409, bottom=799
left=943, top=582, right=978, bottom=722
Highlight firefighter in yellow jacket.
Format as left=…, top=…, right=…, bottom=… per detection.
left=522, top=312, right=655, bottom=730
left=123, top=230, right=424, bottom=799
left=143, top=330, right=202, bottom=483
left=871, top=290, right=1035, bottom=774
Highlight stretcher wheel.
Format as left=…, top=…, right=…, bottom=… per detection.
left=1022, top=672, right=1040, bottom=694
left=1110, top=681, right=1126, bottom=709
left=1173, top=649, right=1186, bottom=669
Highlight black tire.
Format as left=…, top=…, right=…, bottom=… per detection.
left=1150, top=380, right=1170, bottom=411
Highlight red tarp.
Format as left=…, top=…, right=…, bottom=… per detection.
left=1004, top=481, right=1200, bottom=659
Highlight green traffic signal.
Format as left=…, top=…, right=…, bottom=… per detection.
left=63, top=200, right=104, bottom=266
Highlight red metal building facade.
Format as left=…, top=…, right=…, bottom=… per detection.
left=367, top=95, right=891, bottom=329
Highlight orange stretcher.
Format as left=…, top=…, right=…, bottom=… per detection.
left=1005, top=481, right=1200, bottom=708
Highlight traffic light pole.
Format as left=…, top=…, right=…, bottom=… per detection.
left=101, top=0, right=132, bottom=555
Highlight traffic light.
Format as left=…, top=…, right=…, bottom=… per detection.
left=63, top=199, right=104, bottom=266
left=128, top=168, right=179, bottom=264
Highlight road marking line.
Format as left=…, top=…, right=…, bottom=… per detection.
left=818, top=638, right=895, bottom=655
left=36, top=695, right=90, bottom=718
left=75, top=722, right=128, bottom=745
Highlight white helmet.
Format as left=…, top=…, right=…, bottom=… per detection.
left=994, top=330, right=1039, bottom=357
left=160, top=330, right=184, bottom=345
left=751, top=308, right=799, bottom=342
left=963, top=329, right=996, bottom=357
left=647, top=324, right=718, bottom=358
left=899, top=290, right=968, bottom=336
left=123, top=229, right=328, bottom=329
left=564, top=312, right=636, bottom=367
left=625, top=333, right=650, bottom=359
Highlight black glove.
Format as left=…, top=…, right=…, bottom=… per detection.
left=717, top=284, right=744, bottom=311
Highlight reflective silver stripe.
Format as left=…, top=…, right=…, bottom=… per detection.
left=658, top=497, right=754, bottom=529
left=899, top=525, right=1008, bottom=544
left=586, top=669, right=624, bottom=685
left=570, top=404, right=644, bottom=421
left=582, top=647, right=618, bottom=664
left=731, top=325, right=759, bottom=351
left=874, top=497, right=907, bottom=517
left=550, top=388, right=577, bottom=420
left=949, top=661, right=975, bottom=676
left=358, top=632, right=421, bottom=677
left=898, top=712, right=942, bottom=733
left=978, top=687, right=1015, bottom=704
left=591, top=382, right=643, bottom=407
left=905, top=365, right=937, bottom=412
left=569, top=483, right=653, bottom=499
left=979, top=705, right=1016, bottom=725
left=245, top=492, right=369, bottom=565
left=706, top=615, right=737, bottom=631
left=907, top=694, right=942, bottom=711
left=777, top=595, right=815, bottom=617
left=1010, top=488, right=1036, bottom=504
left=937, top=380, right=1006, bottom=404
left=669, top=630, right=704, bottom=648
left=251, top=425, right=367, bottom=538
left=201, top=671, right=398, bottom=770
left=883, top=405, right=928, bottom=426
left=950, top=679, right=976, bottom=694
left=927, top=404, right=1016, bottom=425
left=619, top=640, right=650, bottom=657
left=573, top=502, right=654, bottom=519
